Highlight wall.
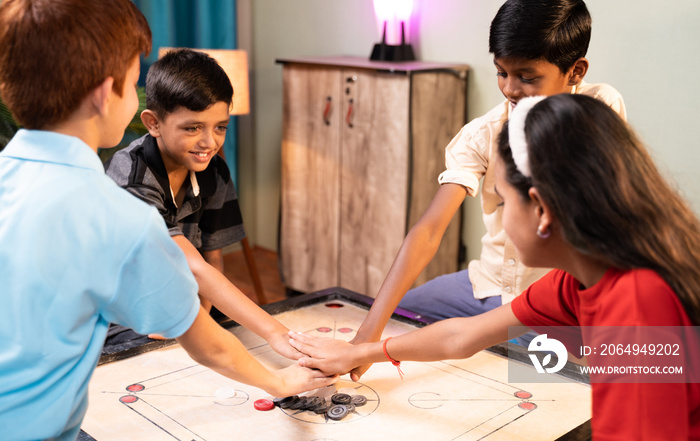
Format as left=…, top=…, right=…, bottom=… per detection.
left=239, top=0, right=700, bottom=266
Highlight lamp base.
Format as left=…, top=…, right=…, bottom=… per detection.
left=369, top=42, right=415, bottom=62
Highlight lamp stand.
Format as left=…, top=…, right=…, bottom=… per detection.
left=370, top=21, right=415, bottom=62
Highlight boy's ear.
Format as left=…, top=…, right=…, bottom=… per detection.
left=91, top=77, right=115, bottom=116
left=140, top=109, right=162, bottom=137
left=567, top=57, right=589, bottom=86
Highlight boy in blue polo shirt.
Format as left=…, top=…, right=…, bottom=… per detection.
left=105, top=48, right=298, bottom=355
left=0, top=1, right=335, bottom=440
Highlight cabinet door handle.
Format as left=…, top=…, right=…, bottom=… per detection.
left=323, top=96, right=332, bottom=126
left=346, top=98, right=354, bottom=128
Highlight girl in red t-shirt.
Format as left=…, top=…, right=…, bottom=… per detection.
left=290, top=94, right=700, bottom=440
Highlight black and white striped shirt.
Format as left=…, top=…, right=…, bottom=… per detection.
left=105, top=134, right=245, bottom=251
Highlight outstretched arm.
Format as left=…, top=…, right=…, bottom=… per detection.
left=349, top=183, right=467, bottom=379
left=292, top=303, right=524, bottom=376
left=199, top=248, right=225, bottom=313
left=173, top=235, right=299, bottom=360
left=177, top=307, right=337, bottom=398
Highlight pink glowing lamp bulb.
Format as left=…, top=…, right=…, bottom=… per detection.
left=373, top=0, right=413, bottom=45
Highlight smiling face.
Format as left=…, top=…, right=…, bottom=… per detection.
left=494, top=57, right=580, bottom=108
left=145, top=101, right=230, bottom=175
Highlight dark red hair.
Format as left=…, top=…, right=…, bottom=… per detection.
left=0, top=0, right=152, bottom=129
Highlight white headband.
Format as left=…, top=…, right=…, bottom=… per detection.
left=508, top=96, right=546, bottom=178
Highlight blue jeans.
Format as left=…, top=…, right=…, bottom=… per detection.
left=399, top=269, right=535, bottom=346
left=399, top=269, right=501, bottom=320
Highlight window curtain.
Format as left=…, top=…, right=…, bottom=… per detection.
left=133, top=0, right=240, bottom=186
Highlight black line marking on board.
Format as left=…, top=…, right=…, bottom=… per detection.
left=430, top=360, right=524, bottom=396
left=102, top=390, right=249, bottom=401
left=110, top=364, right=212, bottom=397
left=449, top=403, right=535, bottom=441
left=408, top=391, right=547, bottom=410
left=136, top=365, right=208, bottom=391
left=474, top=408, right=534, bottom=440
left=122, top=401, right=181, bottom=441
left=406, top=393, right=551, bottom=404
left=121, top=396, right=208, bottom=441
left=133, top=365, right=203, bottom=385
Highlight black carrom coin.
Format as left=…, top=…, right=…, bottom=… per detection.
left=273, top=396, right=288, bottom=407
left=289, top=396, right=308, bottom=410
left=331, top=393, right=352, bottom=405
left=351, top=395, right=367, bottom=406
left=302, top=397, right=322, bottom=411
left=278, top=396, right=297, bottom=409
left=327, top=404, right=349, bottom=420
left=314, top=400, right=332, bottom=414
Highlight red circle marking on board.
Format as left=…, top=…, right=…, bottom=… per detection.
left=254, top=398, right=275, bottom=411
left=126, top=384, right=145, bottom=392
left=317, top=327, right=332, bottom=333
left=519, top=402, right=537, bottom=411
left=325, top=303, right=344, bottom=308
left=120, top=395, right=138, bottom=404
left=514, top=391, right=532, bottom=399
left=337, top=327, right=353, bottom=334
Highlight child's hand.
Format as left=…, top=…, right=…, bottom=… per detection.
left=348, top=334, right=374, bottom=382
left=288, top=331, right=358, bottom=376
left=268, top=330, right=304, bottom=360
left=273, top=364, right=338, bottom=398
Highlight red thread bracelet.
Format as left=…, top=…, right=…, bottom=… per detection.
left=382, top=337, right=404, bottom=379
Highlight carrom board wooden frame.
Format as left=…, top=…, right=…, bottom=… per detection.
left=79, top=287, right=592, bottom=441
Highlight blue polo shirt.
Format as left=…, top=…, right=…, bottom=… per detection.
left=0, top=130, right=200, bottom=441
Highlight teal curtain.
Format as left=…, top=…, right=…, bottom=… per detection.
left=133, top=0, right=240, bottom=186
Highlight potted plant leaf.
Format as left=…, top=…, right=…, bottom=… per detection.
left=0, top=94, right=19, bottom=152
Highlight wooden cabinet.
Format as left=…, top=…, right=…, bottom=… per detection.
left=277, top=56, right=469, bottom=297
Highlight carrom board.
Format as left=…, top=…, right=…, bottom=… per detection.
left=79, top=288, right=592, bottom=441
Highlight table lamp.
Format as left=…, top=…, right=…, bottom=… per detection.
left=370, top=0, right=415, bottom=62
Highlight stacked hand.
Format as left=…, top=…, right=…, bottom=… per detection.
left=289, top=331, right=365, bottom=378
left=273, top=362, right=339, bottom=397
left=268, top=330, right=305, bottom=360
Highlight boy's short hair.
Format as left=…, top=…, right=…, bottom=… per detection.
left=489, top=0, right=591, bottom=73
left=0, top=0, right=152, bottom=130
left=146, top=49, right=234, bottom=118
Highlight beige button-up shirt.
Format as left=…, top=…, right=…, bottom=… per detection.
left=437, top=82, right=627, bottom=303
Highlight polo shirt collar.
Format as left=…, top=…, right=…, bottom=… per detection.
left=190, top=170, right=200, bottom=197
left=3, top=129, right=104, bottom=173
left=141, top=134, right=169, bottom=178
left=168, top=171, right=200, bottom=209
left=138, top=133, right=204, bottom=209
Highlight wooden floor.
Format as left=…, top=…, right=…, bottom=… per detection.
left=222, top=246, right=287, bottom=305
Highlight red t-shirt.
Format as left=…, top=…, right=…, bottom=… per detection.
left=511, top=267, right=700, bottom=440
